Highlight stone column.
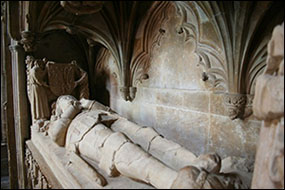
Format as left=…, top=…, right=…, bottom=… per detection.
left=1, top=2, right=18, bottom=188
left=9, top=39, right=31, bottom=189
left=1, top=1, right=7, bottom=144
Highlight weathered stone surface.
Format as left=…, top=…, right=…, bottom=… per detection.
left=144, top=12, right=204, bottom=91
left=110, top=83, right=261, bottom=160
left=209, top=92, right=227, bottom=116
left=208, top=115, right=260, bottom=159
left=155, top=106, right=209, bottom=156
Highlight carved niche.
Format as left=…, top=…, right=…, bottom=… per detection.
left=25, top=56, right=89, bottom=123
left=173, top=1, right=283, bottom=119
left=251, top=22, right=284, bottom=189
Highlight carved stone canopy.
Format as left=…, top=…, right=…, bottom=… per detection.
left=60, top=1, right=104, bottom=15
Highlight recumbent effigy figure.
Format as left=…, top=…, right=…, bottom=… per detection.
left=32, top=94, right=247, bottom=189
left=27, top=58, right=250, bottom=189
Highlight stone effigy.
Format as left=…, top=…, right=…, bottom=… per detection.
left=26, top=57, right=51, bottom=122
left=26, top=58, right=251, bottom=189
left=29, top=95, right=249, bottom=189
left=251, top=22, right=284, bottom=189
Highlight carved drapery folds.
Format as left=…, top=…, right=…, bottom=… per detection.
left=25, top=56, right=89, bottom=123
left=251, top=22, right=284, bottom=189
left=173, top=1, right=283, bottom=119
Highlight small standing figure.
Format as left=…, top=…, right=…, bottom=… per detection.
left=30, top=59, right=50, bottom=123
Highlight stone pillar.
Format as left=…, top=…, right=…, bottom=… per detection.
left=1, top=2, right=18, bottom=188
left=1, top=1, right=7, bottom=144
left=9, top=39, right=31, bottom=189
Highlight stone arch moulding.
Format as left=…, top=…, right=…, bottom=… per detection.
left=22, top=1, right=174, bottom=102
left=129, top=1, right=171, bottom=101
left=173, top=1, right=284, bottom=120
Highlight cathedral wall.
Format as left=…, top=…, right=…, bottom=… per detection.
left=101, top=8, right=261, bottom=159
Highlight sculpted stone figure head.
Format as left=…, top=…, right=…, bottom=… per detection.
left=55, top=95, right=80, bottom=117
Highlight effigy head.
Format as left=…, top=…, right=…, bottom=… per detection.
left=55, top=95, right=80, bottom=116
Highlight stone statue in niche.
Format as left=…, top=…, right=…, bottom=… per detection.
left=32, top=93, right=250, bottom=189
left=26, top=57, right=50, bottom=123
left=26, top=56, right=89, bottom=123
left=251, top=22, right=284, bottom=189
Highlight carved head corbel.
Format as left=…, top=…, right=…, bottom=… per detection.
left=223, top=93, right=247, bottom=120
left=20, top=30, right=37, bottom=52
